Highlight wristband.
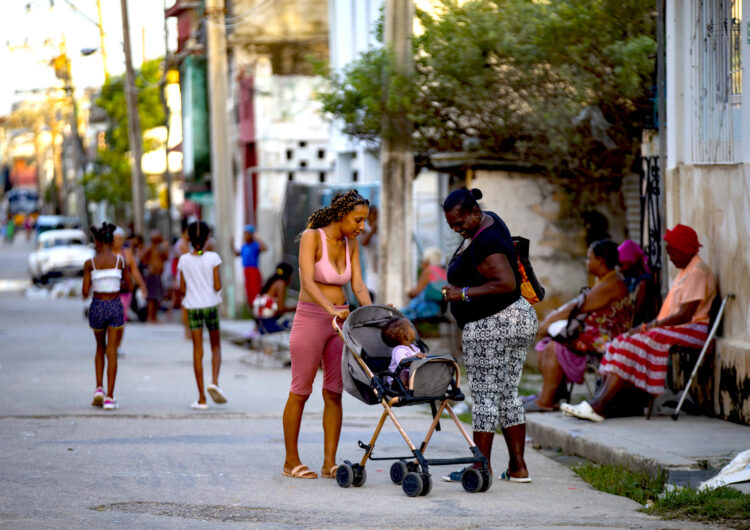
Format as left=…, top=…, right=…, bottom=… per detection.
left=461, top=287, right=471, bottom=303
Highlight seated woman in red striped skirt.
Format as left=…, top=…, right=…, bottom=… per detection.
left=561, top=224, right=717, bottom=422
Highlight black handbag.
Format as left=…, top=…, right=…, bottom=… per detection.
left=550, top=289, right=588, bottom=346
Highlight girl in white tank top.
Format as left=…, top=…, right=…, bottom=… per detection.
left=82, top=223, right=132, bottom=411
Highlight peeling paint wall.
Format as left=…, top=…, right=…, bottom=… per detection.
left=666, top=166, right=750, bottom=425
left=472, top=171, right=628, bottom=317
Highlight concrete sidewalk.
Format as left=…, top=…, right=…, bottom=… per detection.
left=526, top=407, right=750, bottom=492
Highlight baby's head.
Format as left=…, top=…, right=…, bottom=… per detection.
left=381, top=317, right=416, bottom=348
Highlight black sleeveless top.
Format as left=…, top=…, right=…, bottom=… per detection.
left=447, top=211, right=521, bottom=328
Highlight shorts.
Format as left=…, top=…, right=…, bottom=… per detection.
left=187, top=306, right=220, bottom=331
left=89, top=298, right=125, bottom=330
left=288, top=300, right=347, bottom=396
left=145, top=273, right=163, bottom=301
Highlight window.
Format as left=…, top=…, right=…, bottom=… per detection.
left=287, top=172, right=294, bottom=181
left=730, top=0, right=742, bottom=96
left=318, top=172, right=326, bottom=183
left=317, top=148, right=325, bottom=159
left=352, top=170, right=359, bottom=182
left=691, top=0, right=742, bottom=163
left=298, top=141, right=307, bottom=148
left=286, top=149, right=293, bottom=161
left=300, top=160, right=308, bottom=168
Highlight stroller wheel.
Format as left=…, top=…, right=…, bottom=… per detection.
left=461, top=468, right=484, bottom=493
left=352, top=465, right=367, bottom=487
left=479, top=470, right=492, bottom=492
left=406, top=461, right=419, bottom=473
left=419, top=473, right=432, bottom=496
left=336, top=463, right=354, bottom=488
left=390, top=462, right=408, bottom=484
left=402, top=472, right=423, bottom=497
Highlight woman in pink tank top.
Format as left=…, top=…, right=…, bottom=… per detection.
left=282, top=190, right=372, bottom=480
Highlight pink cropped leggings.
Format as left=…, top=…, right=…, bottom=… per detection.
left=288, top=300, right=348, bottom=396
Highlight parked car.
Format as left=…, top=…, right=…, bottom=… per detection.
left=34, top=215, right=81, bottom=238
left=28, top=229, right=95, bottom=284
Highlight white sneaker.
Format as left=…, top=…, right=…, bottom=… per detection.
left=191, top=401, right=208, bottom=410
left=560, top=401, right=604, bottom=422
left=207, top=384, right=227, bottom=404
left=102, top=397, right=118, bottom=410
left=91, top=387, right=104, bottom=407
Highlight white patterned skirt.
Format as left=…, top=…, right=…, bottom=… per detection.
left=462, top=298, right=538, bottom=432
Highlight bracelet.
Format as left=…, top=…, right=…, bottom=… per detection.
left=461, top=287, right=471, bottom=303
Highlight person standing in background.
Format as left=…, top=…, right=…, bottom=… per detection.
left=235, top=225, right=267, bottom=308
left=141, top=230, right=170, bottom=323
left=171, top=219, right=192, bottom=339
left=361, top=205, right=379, bottom=302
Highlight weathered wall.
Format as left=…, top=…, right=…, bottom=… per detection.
left=666, top=166, right=750, bottom=425
left=472, top=170, right=629, bottom=316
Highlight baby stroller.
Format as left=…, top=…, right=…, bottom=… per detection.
left=333, top=305, right=491, bottom=497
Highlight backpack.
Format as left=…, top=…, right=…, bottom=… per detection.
left=512, top=236, right=545, bottom=304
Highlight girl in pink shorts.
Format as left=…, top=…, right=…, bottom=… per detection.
left=282, top=190, right=373, bottom=481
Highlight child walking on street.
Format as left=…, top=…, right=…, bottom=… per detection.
left=82, top=223, right=132, bottom=410
left=178, top=221, right=228, bottom=409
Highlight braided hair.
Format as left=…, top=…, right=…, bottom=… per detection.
left=187, top=221, right=210, bottom=254
left=90, top=222, right=117, bottom=244
left=305, top=189, right=369, bottom=229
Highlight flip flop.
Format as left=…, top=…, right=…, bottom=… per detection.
left=524, top=400, right=556, bottom=413
left=320, top=465, right=338, bottom=479
left=282, top=464, right=318, bottom=479
left=500, top=469, right=531, bottom=483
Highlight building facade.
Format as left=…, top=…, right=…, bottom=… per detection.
left=665, top=0, right=749, bottom=423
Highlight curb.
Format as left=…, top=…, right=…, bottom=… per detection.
left=526, top=418, right=667, bottom=479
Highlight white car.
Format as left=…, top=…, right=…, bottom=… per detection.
left=28, top=229, right=95, bottom=284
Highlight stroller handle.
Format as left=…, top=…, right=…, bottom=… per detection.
left=332, top=315, right=343, bottom=336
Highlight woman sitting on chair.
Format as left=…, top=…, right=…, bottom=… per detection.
left=400, top=247, right=447, bottom=320
left=561, top=224, right=717, bottom=422
left=528, top=240, right=633, bottom=412
left=618, top=239, right=658, bottom=327
left=254, top=262, right=296, bottom=333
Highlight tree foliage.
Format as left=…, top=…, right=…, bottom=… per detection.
left=317, top=0, right=656, bottom=184
left=84, top=58, right=165, bottom=218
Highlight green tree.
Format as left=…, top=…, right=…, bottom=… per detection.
left=84, top=58, right=165, bottom=220
left=317, top=0, right=656, bottom=187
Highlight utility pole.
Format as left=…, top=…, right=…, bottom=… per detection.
left=206, top=0, right=237, bottom=317
left=379, top=0, right=414, bottom=308
left=96, top=0, right=109, bottom=80
left=56, top=38, right=89, bottom=227
left=120, top=0, right=146, bottom=234
left=161, top=0, right=173, bottom=244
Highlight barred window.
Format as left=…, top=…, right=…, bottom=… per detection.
left=691, top=0, right=742, bottom=163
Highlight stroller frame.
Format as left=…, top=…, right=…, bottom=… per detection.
left=333, top=314, right=491, bottom=497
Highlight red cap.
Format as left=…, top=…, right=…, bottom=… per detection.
left=664, top=224, right=701, bottom=255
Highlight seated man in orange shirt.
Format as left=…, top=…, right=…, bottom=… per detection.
left=561, top=224, right=717, bottom=422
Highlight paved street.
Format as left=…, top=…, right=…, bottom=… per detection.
left=0, top=239, right=703, bottom=529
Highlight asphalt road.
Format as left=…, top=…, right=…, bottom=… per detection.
left=0, top=238, right=704, bottom=529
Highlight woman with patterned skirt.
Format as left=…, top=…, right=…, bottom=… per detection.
left=440, top=188, right=538, bottom=484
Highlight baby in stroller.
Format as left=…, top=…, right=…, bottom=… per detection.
left=381, top=317, right=426, bottom=387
